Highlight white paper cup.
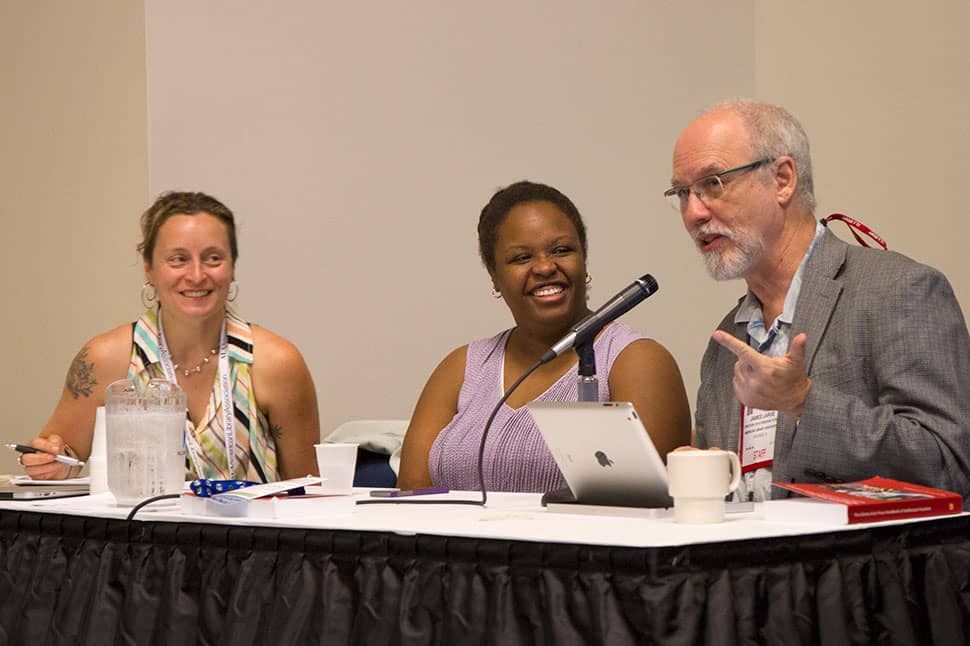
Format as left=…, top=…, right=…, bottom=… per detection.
left=314, top=443, right=358, bottom=494
left=89, top=406, right=109, bottom=494
left=667, top=450, right=741, bottom=523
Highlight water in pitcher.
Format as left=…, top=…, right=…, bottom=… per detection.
left=104, top=378, right=187, bottom=506
left=106, top=410, right=186, bottom=505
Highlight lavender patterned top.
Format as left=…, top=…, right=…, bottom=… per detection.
left=428, top=322, right=647, bottom=492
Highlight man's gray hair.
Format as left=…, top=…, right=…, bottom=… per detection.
left=710, top=99, right=816, bottom=213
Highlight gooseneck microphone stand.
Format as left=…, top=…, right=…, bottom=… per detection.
left=575, top=340, right=598, bottom=402
left=478, top=273, right=659, bottom=506
left=361, top=358, right=545, bottom=508
left=477, top=340, right=597, bottom=505
left=476, top=359, right=544, bottom=506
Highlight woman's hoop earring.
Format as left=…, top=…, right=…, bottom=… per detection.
left=585, top=274, right=592, bottom=285
left=141, top=282, right=157, bottom=309
left=228, top=280, right=239, bottom=302
left=491, top=287, right=502, bottom=299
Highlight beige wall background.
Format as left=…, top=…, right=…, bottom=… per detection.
left=142, top=0, right=753, bottom=441
left=2, top=0, right=967, bottom=475
left=754, top=0, right=970, bottom=290
left=0, top=0, right=148, bottom=474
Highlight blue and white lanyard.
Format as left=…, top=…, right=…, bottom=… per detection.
left=157, top=311, right=236, bottom=479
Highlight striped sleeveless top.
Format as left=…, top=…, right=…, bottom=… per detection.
left=428, top=321, right=647, bottom=492
left=127, top=307, right=279, bottom=482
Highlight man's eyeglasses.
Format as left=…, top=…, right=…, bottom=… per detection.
left=664, top=159, right=773, bottom=212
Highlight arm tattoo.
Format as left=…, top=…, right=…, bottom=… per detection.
left=66, top=345, right=97, bottom=400
left=270, top=422, right=284, bottom=440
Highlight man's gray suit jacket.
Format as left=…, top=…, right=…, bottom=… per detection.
left=695, top=227, right=970, bottom=499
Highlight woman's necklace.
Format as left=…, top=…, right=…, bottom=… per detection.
left=173, top=348, right=218, bottom=377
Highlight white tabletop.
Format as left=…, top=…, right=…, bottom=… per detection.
left=1, top=488, right=956, bottom=549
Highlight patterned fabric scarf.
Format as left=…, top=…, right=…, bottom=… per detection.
left=127, top=307, right=279, bottom=482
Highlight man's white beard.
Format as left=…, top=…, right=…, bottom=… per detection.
left=693, top=223, right=765, bottom=281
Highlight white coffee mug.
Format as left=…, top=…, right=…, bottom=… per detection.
left=667, top=449, right=742, bottom=523
left=314, top=443, right=358, bottom=494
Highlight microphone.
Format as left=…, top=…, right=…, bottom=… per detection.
left=540, top=273, right=658, bottom=364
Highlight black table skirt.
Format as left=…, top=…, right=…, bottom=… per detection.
left=2, top=509, right=970, bottom=645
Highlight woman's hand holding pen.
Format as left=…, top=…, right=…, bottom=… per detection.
left=20, top=435, right=75, bottom=480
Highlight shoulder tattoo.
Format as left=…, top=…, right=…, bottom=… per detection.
left=66, top=345, right=97, bottom=400
left=270, top=422, right=284, bottom=440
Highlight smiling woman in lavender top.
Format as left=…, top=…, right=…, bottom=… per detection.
left=397, top=181, right=691, bottom=492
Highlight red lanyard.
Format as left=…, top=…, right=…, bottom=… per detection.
left=822, top=213, right=887, bottom=249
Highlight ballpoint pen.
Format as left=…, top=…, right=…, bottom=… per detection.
left=5, top=443, right=86, bottom=468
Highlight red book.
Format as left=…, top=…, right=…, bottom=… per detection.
left=767, top=477, right=962, bottom=524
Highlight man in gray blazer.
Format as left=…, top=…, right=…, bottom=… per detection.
left=666, top=99, right=970, bottom=503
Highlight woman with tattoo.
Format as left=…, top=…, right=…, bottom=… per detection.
left=21, top=191, right=320, bottom=482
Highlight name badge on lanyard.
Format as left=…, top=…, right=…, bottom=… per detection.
left=739, top=405, right=777, bottom=473
left=157, top=312, right=236, bottom=480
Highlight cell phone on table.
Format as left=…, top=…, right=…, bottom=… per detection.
left=369, top=487, right=449, bottom=498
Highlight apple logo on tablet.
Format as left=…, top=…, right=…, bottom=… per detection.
left=594, top=451, right=614, bottom=467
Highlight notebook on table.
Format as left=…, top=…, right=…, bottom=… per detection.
left=527, top=401, right=673, bottom=510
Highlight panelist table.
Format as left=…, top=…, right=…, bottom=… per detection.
left=1, top=491, right=969, bottom=645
